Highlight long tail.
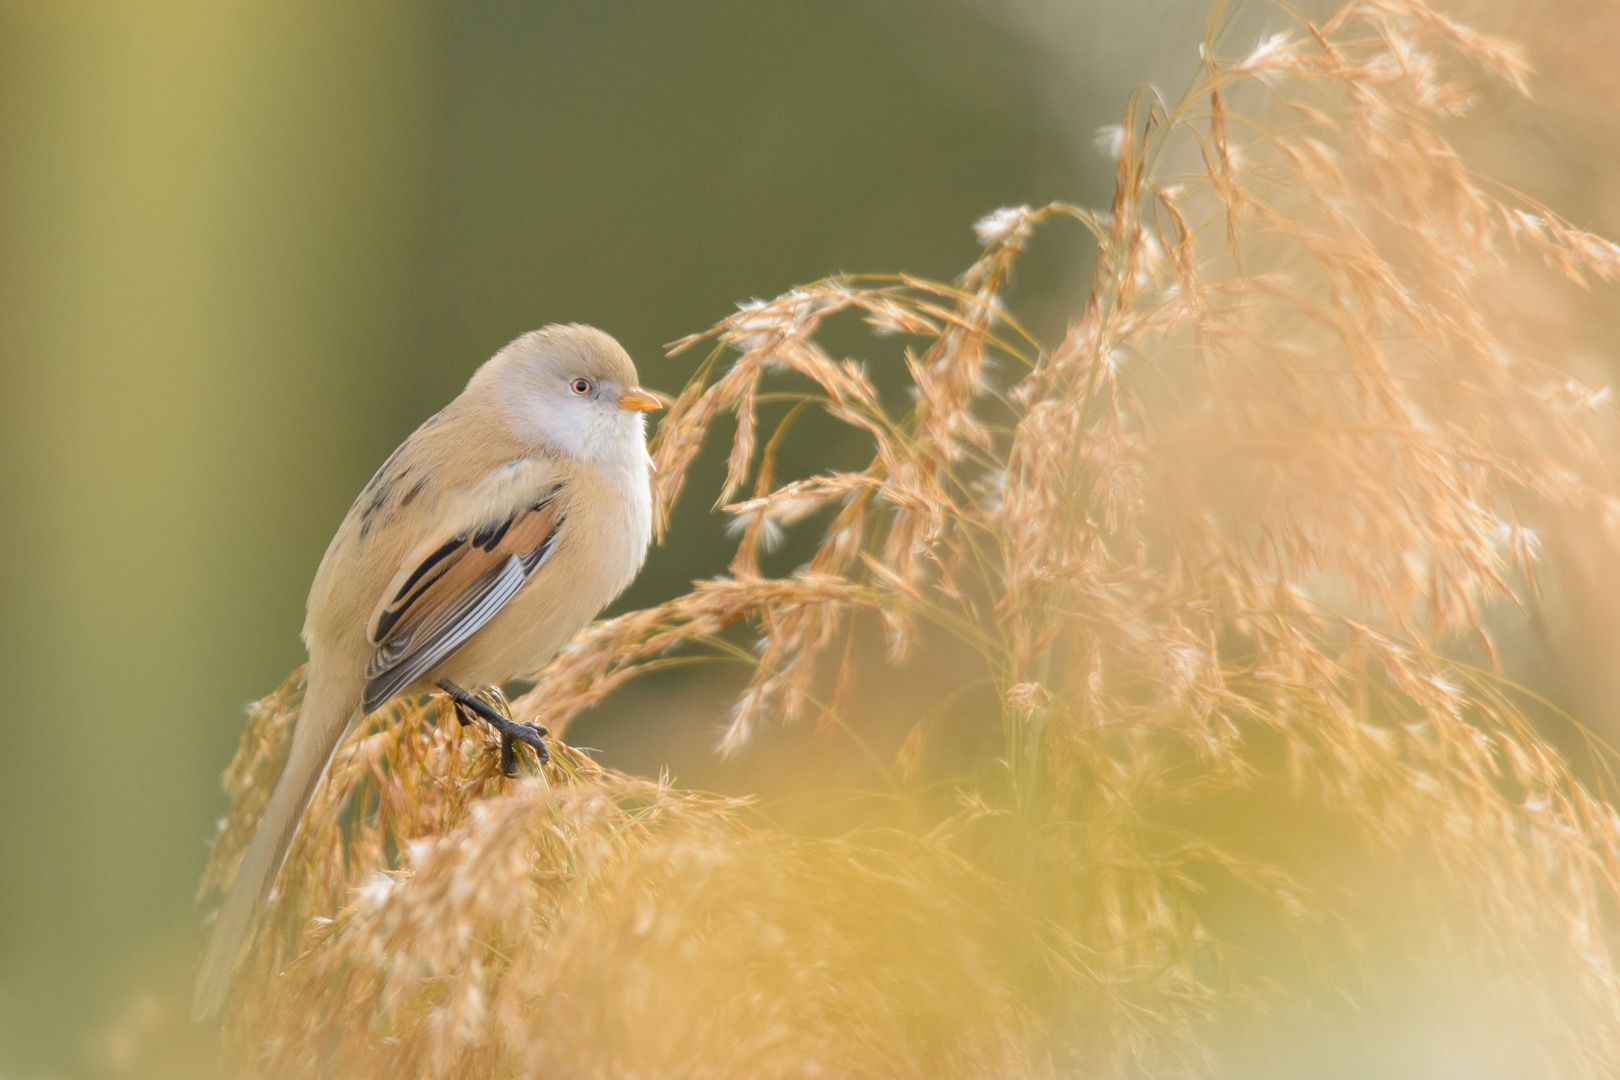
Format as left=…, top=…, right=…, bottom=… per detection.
left=193, top=672, right=359, bottom=1020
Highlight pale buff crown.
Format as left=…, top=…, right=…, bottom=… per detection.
left=473, top=324, right=651, bottom=465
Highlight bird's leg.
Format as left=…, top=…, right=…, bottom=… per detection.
left=436, top=679, right=549, bottom=775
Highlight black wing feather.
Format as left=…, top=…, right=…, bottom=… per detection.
left=361, top=487, right=564, bottom=713
left=362, top=555, right=528, bottom=712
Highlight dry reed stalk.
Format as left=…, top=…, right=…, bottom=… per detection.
left=201, top=2, right=1620, bottom=1075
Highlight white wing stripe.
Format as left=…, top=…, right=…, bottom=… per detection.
left=361, top=555, right=527, bottom=713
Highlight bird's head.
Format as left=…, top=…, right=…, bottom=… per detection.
left=481, top=323, right=662, bottom=465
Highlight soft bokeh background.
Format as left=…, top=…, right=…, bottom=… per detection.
left=1, top=0, right=1617, bottom=1075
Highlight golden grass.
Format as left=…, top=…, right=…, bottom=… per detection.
left=200, top=2, right=1620, bottom=1074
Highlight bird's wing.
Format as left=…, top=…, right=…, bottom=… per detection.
left=361, top=481, right=565, bottom=713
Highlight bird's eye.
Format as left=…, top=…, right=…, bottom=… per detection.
left=571, top=378, right=592, bottom=395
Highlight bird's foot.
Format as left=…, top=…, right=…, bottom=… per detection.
left=437, top=679, right=550, bottom=776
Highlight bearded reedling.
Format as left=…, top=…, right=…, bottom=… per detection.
left=193, top=324, right=661, bottom=1019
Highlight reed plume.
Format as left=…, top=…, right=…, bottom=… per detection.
left=200, top=2, right=1620, bottom=1074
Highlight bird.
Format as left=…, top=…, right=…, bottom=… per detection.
left=193, top=324, right=661, bottom=1019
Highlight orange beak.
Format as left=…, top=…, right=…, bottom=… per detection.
left=616, top=387, right=663, bottom=412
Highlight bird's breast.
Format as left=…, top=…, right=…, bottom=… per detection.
left=578, top=453, right=655, bottom=601
left=438, top=453, right=652, bottom=687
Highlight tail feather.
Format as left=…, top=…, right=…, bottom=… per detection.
left=193, top=678, right=358, bottom=1020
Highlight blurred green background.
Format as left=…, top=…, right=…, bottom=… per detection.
left=3, top=0, right=1617, bottom=1076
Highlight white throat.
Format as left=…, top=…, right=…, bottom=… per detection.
left=501, top=378, right=649, bottom=467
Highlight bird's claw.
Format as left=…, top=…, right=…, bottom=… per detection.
left=511, top=721, right=549, bottom=748
left=437, top=679, right=550, bottom=776
left=501, top=721, right=549, bottom=771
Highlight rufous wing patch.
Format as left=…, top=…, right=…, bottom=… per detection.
left=361, top=486, right=565, bottom=712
